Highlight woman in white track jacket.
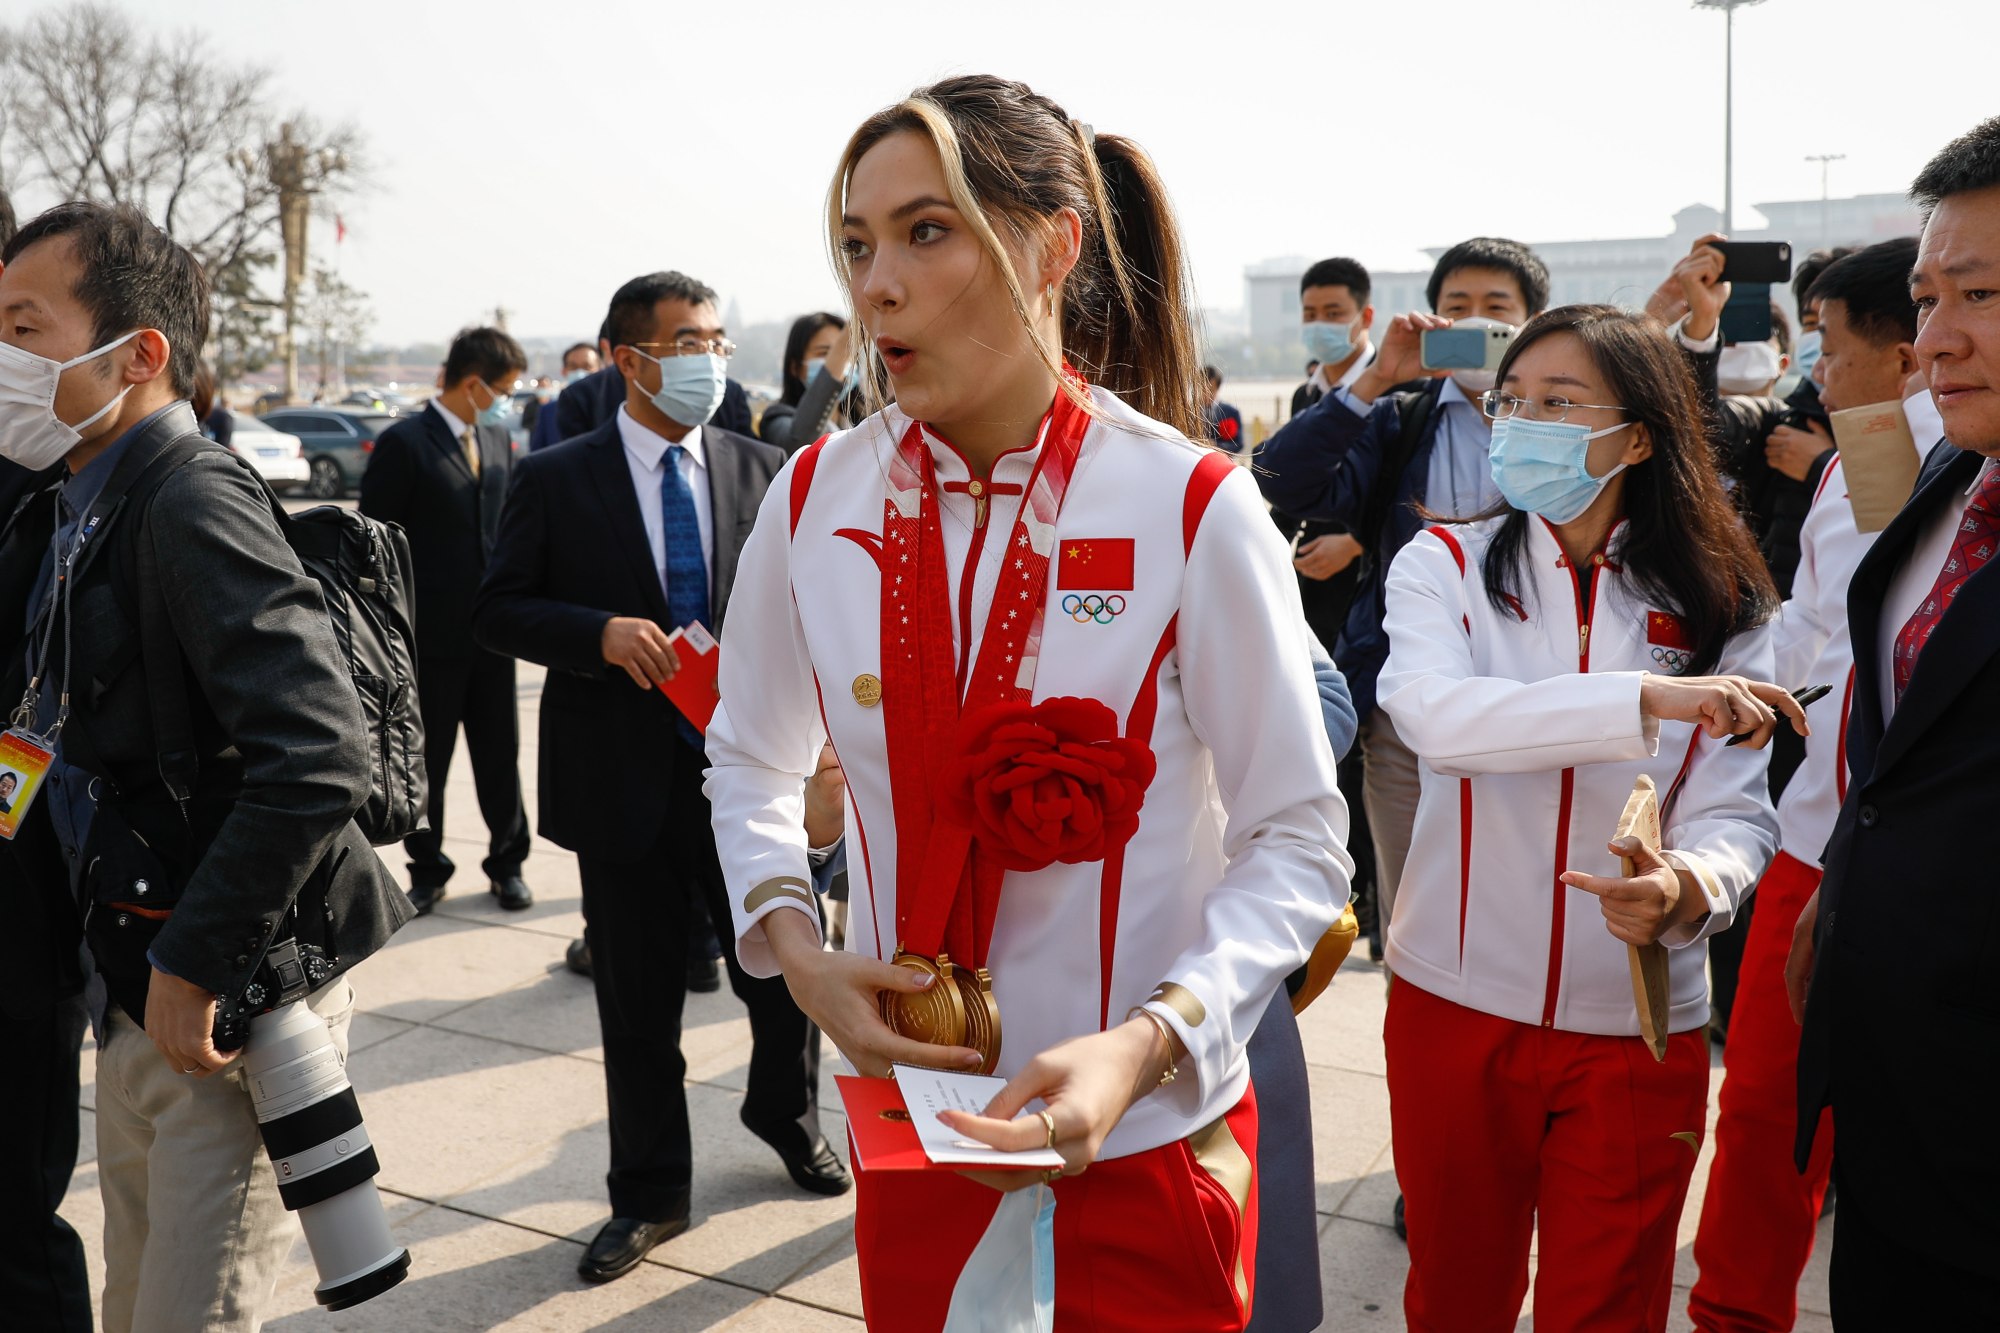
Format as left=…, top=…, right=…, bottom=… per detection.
left=1375, top=305, right=1807, bottom=1332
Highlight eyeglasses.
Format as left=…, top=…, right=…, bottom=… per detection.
left=1478, top=390, right=1632, bottom=423
left=633, top=338, right=738, bottom=360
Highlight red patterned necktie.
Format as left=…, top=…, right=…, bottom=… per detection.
left=1891, top=463, right=2000, bottom=702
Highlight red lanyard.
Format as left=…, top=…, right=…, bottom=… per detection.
left=880, top=379, right=1093, bottom=967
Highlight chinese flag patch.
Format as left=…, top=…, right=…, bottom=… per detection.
left=1057, top=538, right=1135, bottom=590
left=1647, top=610, right=1694, bottom=650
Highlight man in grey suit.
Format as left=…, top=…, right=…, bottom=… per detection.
left=476, top=271, right=845, bottom=1287
left=0, top=202, right=413, bottom=1332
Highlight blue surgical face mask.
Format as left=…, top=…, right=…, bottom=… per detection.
left=476, top=382, right=512, bottom=428
left=1793, top=329, right=1823, bottom=379
left=564, top=367, right=591, bottom=385
left=633, top=349, right=727, bottom=427
left=1488, top=415, right=1635, bottom=524
left=1301, top=319, right=1359, bottom=368
left=801, top=358, right=826, bottom=387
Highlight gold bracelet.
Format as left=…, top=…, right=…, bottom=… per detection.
left=1126, top=1006, right=1179, bottom=1087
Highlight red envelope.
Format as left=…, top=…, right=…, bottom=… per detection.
left=658, top=622, right=720, bottom=733
left=1056, top=538, right=1134, bottom=591
left=835, top=1076, right=945, bottom=1173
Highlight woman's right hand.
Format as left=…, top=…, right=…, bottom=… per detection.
left=763, top=909, right=984, bottom=1077
left=1639, top=674, right=1808, bottom=748
left=827, top=321, right=855, bottom=379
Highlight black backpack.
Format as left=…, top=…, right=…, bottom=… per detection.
left=128, top=431, right=428, bottom=847
left=1354, top=382, right=1442, bottom=580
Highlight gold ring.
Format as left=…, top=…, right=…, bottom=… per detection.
left=1041, top=1168, right=1061, bottom=1186
left=1038, top=1109, right=1057, bottom=1150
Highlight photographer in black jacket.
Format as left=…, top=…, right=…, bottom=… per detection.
left=0, top=202, right=412, bottom=1332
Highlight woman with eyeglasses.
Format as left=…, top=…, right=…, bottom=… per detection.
left=1375, top=304, right=1806, bottom=1331
left=702, top=75, right=1349, bottom=1332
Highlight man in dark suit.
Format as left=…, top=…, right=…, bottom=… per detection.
left=0, top=452, right=90, bottom=1333
left=361, top=327, right=534, bottom=913
left=0, top=203, right=411, bottom=1329
left=476, top=270, right=845, bottom=1286
left=1789, top=116, right=2000, bottom=1324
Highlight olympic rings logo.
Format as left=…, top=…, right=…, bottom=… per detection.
left=1062, top=593, right=1127, bottom=624
left=1650, top=645, right=1691, bottom=676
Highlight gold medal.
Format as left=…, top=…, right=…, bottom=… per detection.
left=852, top=674, right=883, bottom=708
left=879, top=950, right=1001, bottom=1072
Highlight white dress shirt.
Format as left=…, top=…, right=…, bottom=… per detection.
left=431, top=397, right=471, bottom=446
left=1307, top=342, right=1378, bottom=398
left=617, top=404, right=714, bottom=602
left=1877, top=454, right=1999, bottom=719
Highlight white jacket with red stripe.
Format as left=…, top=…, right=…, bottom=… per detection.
left=1378, top=517, right=1780, bottom=1036
left=1772, top=389, right=1940, bottom=863
left=703, top=387, right=1350, bottom=1157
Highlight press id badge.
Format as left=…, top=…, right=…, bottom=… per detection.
left=0, top=728, right=56, bottom=841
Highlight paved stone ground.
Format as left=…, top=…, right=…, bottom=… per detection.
left=60, top=662, right=1833, bottom=1330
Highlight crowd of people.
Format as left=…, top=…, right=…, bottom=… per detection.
left=0, top=75, right=1994, bottom=1333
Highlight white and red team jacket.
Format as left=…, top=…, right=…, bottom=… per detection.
left=1378, top=518, right=1780, bottom=1036
left=704, top=386, right=1352, bottom=1154
left=1771, top=389, right=1941, bottom=861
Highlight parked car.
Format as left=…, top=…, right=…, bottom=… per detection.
left=261, top=406, right=400, bottom=499
left=222, top=411, right=311, bottom=492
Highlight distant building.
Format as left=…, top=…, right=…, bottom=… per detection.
left=1243, top=192, right=1925, bottom=349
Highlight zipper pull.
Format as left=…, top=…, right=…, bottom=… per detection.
left=1578, top=623, right=1590, bottom=659
left=968, top=479, right=988, bottom=528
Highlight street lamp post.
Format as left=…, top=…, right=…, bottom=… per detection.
left=1806, top=152, right=1846, bottom=247
left=1694, top=0, right=1769, bottom=236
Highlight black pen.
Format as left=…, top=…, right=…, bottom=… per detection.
left=1725, top=683, right=1833, bottom=745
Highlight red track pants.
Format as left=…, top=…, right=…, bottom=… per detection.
left=1386, top=980, right=1709, bottom=1332
left=1688, top=850, right=1834, bottom=1332
left=851, top=1086, right=1260, bottom=1332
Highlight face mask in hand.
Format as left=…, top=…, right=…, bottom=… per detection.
left=633, top=349, right=727, bottom=428
left=1718, top=340, right=1784, bottom=395
left=0, top=331, right=141, bottom=470
left=1301, top=319, right=1360, bottom=368
left=1488, top=415, right=1634, bottom=524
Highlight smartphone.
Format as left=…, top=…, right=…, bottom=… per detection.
left=1720, top=283, right=1774, bottom=343
left=1420, top=324, right=1513, bottom=374
left=1716, top=240, right=1793, bottom=284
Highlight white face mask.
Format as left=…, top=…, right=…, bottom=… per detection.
left=0, top=331, right=140, bottom=470
left=1718, top=340, right=1784, bottom=395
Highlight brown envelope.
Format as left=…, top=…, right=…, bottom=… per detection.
left=1615, top=774, right=1671, bottom=1062
left=1830, top=401, right=1921, bottom=534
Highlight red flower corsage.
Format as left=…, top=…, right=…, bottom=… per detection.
left=942, top=697, right=1158, bottom=872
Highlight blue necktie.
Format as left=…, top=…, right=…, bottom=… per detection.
left=660, top=445, right=710, bottom=748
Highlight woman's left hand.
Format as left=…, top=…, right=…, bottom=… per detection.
left=938, top=1018, right=1172, bottom=1193
left=1561, top=837, right=1704, bottom=946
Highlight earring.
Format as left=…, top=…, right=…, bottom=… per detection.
left=1044, top=282, right=1056, bottom=317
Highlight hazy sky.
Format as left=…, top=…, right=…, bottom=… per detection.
left=19, top=0, right=1988, bottom=349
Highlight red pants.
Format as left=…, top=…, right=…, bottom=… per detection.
left=852, top=1087, right=1260, bottom=1332
left=1386, top=980, right=1709, bottom=1332
left=1688, top=850, right=1834, bottom=1332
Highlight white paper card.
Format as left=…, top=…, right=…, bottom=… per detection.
left=672, top=620, right=718, bottom=654
left=891, top=1065, right=1065, bottom=1168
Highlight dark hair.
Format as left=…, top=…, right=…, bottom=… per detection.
left=1766, top=302, right=1793, bottom=355
left=1791, top=246, right=1854, bottom=307
left=441, top=326, right=527, bottom=388
left=1426, top=237, right=1550, bottom=316
left=1300, top=256, right=1371, bottom=304
left=1460, top=305, right=1777, bottom=675
left=191, top=361, right=216, bottom=421
left=780, top=311, right=847, bottom=405
left=1, top=202, right=210, bottom=397
left=605, top=271, right=718, bottom=352
left=1911, top=115, right=2000, bottom=214
left=0, top=772, right=16, bottom=790
left=560, top=341, right=597, bottom=368
left=1305, top=360, right=1320, bottom=376
left=1807, top=237, right=1920, bottom=346
left=1203, top=365, right=1223, bottom=387
left=832, top=74, right=1205, bottom=440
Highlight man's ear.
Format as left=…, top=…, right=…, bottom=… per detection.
left=125, top=329, right=173, bottom=386
left=1359, top=304, right=1376, bottom=331
left=1895, top=341, right=1920, bottom=378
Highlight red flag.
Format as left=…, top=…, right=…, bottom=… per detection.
left=1646, top=610, right=1694, bottom=650
left=335, top=215, right=347, bottom=245
left=1056, top=538, right=1134, bottom=591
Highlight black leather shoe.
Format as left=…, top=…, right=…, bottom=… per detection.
left=407, top=883, right=445, bottom=917
left=767, top=1133, right=852, bottom=1197
left=565, top=937, right=593, bottom=978
left=687, top=955, right=722, bottom=993
left=1393, top=1192, right=1407, bottom=1242
left=577, top=1204, right=689, bottom=1283
left=490, top=876, right=533, bottom=911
